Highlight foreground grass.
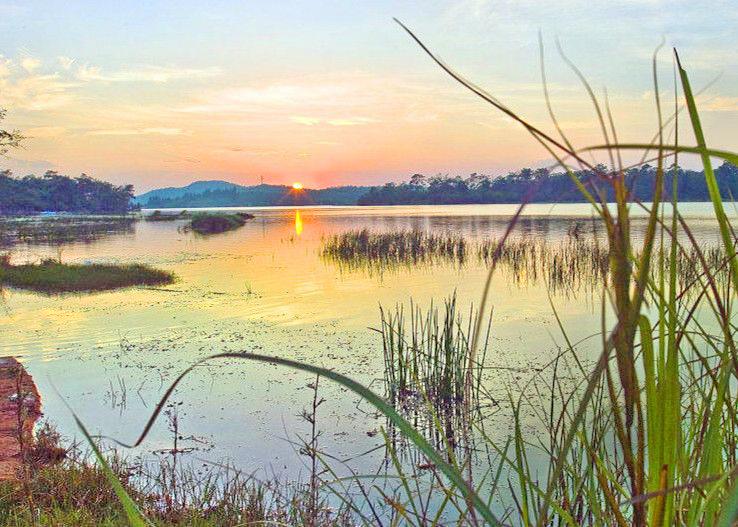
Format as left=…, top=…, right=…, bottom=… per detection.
left=0, top=259, right=174, bottom=293
left=0, top=425, right=351, bottom=527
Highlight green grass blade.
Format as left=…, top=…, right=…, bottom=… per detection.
left=100, top=352, right=503, bottom=526
left=73, top=413, right=150, bottom=527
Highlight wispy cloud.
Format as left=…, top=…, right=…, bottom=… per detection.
left=86, top=127, right=188, bottom=136
left=77, top=64, right=220, bottom=83
left=0, top=73, right=80, bottom=110
left=290, top=116, right=321, bottom=126
left=326, top=117, right=378, bottom=126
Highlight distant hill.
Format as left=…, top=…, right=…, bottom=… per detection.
left=134, top=180, right=243, bottom=205
left=135, top=181, right=373, bottom=208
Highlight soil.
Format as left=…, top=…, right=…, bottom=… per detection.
left=0, top=357, right=41, bottom=480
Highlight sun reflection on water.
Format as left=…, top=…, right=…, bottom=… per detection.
left=294, top=209, right=303, bottom=236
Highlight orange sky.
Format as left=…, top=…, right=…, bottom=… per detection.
left=0, top=1, right=736, bottom=192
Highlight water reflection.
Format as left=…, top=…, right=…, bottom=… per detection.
left=294, top=210, right=303, bottom=236
left=0, top=203, right=725, bottom=485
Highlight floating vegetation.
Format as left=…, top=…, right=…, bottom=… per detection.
left=0, top=258, right=174, bottom=293
left=187, top=212, right=255, bottom=235
left=378, top=294, right=492, bottom=451
left=0, top=216, right=136, bottom=247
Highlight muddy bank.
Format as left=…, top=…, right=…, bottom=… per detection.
left=0, top=357, right=41, bottom=480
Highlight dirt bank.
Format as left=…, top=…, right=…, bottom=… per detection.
left=0, top=357, right=41, bottom=480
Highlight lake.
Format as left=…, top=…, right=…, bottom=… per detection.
left=0, top=202, right=726, bottom=492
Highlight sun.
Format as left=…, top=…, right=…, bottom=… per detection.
left=292, top=182, right=303, bottom=190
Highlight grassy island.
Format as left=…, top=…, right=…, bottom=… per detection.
left=0, top=258, right=174, bottom=293
left=188, top=212, right=254, bottom=234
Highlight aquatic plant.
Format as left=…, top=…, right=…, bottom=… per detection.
left=320, top=228, right=467, bottom=271
left=0, top=259, right=174, bottom=293
left=378, top=295, right=493, bottom=456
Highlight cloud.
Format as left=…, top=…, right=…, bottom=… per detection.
left=290, top=116, right=321, bottom=126
left=20, top=56, right=41, bottom=73
left=0, top=73, right=80, bottom=110
left=290, top=115, right=378, bottom=127
left=77, top=64, right=220, bottom=83
left=701, top=96, right=738, bottom=112
left=326, top=117, right=378, bottom=126
left=57, top=56, right=75, bottom=70
left=181, top=82, right=354, bottom=114
left=0, top=55, right=13, bottom=77
left=86, top=127, right=187, bottom=136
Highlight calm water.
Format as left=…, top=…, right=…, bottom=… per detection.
left=0, top=203, right=726, bottom=483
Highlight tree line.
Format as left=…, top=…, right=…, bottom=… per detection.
left=357, top=163, right=738, bottom=205
left=0, top=170, right=136, bottom=215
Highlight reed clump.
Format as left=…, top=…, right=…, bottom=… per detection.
left=378, top=294, right=492, bottom=452
left=321, top=228, right=467, bottom=271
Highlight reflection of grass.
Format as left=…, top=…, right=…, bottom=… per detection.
left=0, top=258, right=174, bottom=293
left=188, top=212, right=254, bottom=234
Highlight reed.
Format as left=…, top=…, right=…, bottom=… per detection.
left=379, top=294, right=490, bottom=413
left=321, top=228, right=467, bottom=272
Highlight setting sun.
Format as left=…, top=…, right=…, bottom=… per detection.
left=292, top=182, right=303, bottom=190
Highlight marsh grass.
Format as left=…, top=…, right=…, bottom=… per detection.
left=0, top=259, right=174, bottom=293
left=323, top=229, right=729, bottom=297
left=379, top=295, right=491, bottom=414
left=321, top=228, right=467, bottom=272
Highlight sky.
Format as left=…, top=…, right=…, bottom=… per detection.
left=0, top=0, right=736, bottom=192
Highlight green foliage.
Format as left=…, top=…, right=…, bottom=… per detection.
left=357, top=163, right=738, bottom=205
left=0, top=171, right=136, bottom=215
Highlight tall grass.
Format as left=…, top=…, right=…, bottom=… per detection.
left=323, top=228, right=728, bottom=297
left=35, top=22, right=738, bottom=527
left=378, top=295, right=492, bottom=453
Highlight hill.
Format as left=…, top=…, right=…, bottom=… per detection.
left=135, top=182, right=373, bottom=208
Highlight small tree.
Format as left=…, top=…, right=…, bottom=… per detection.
left=0, top=109, right=23, bottom=157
